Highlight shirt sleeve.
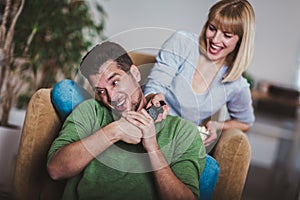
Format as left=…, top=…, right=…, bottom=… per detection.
left=170, top=118, right=206, bottom=199
left=226, top=78, right=255, bottom=126
left=47, top=100, right=110, bottom=162
left=143, top=31, right=193, bottom=96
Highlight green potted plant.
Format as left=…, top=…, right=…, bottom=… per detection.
left=0, top=0, right=106, bottom=127
left=0, top=0, right=106, bottom=196
left=0, top=0, right=25, bottom=128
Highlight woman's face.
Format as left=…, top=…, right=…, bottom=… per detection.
left=205, top=20, right=240, bottom=65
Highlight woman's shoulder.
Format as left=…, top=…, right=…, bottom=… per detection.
left=220, top=66, right=249, bottom=87
left=234, top=75, right=250, bottom=88
left=162, top=30, right=199, bottom=57
left=168, top=30, right=199, bottom=45
left=223, top=75, right=251, bottom=95
left=174, top=30, right=198, bottom=37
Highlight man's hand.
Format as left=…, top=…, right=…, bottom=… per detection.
left=123, top=110, right=158, bottom=152
left=123, top=110, right=196, bottom=200
left=112, top=117, right=143, bottom=144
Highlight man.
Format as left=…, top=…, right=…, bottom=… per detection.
left=47, top=41, right=205, bottom=199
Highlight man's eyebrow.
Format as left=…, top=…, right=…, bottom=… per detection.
left=107, top=72, right=120, bottom=81
left=93, top=86, right=103, bottom=91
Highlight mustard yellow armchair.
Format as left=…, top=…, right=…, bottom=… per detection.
left=12, top=53, right=251, bottom=200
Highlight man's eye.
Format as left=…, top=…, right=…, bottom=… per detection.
left=96, top=89, right=106, bottom=95
left=113, top=80, right=119, bottom=86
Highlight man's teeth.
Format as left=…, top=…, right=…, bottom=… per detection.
left=116, top=99, right=125, bottom=108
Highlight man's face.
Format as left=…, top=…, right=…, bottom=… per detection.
left=89, top=60, right=144, bottom=117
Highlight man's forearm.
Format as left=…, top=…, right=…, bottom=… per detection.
left=148, top=149, right=196, bottom=200
left=47, top=124, right=119, bottom=180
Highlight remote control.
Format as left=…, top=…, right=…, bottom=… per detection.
left=198, top=126, right=209, bottom=141
left=146, top=101, right=166, bottom=120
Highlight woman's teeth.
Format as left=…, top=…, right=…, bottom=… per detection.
left=211, top=43, right=221, bottom=50
left=209, top=43, right=222, bottom=54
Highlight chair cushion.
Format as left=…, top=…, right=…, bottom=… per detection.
left=200, top=155, right=220, bottom=200
left=51, top=79, right=91, bottom=121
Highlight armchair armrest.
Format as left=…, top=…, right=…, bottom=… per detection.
left=211, top=128, right=251, bottom=200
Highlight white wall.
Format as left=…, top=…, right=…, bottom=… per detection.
left=92, top=0, right=300, bottom=88
left=249, top=0, right=300, bottom=88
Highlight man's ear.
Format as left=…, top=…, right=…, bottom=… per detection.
left=130, top=65, right=141, bottom=82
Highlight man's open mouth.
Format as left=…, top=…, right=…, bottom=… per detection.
left=112, top=98, right=127, bottom=112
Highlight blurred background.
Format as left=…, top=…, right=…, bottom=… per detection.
left=94, top=0, right=300, bottom=89
left=0, top=0, right=300, bottom=199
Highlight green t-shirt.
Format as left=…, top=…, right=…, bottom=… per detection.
left=48, top=99, right=205, bottom=200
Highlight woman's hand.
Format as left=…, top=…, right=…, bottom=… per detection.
left=146, top=93, right=169, bottom=122
left=203, top=121, right=223, bottom=147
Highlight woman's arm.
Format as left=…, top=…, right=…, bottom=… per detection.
left=143, top=31, right=192, bottom=96
left=145, top=93, right=169, bottom=122
left=203, top=81, right=254, bottom=146
left=203, top=119, right=250, bottom=147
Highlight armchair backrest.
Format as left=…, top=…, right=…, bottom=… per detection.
left=12, top=89, right=66, bottom=200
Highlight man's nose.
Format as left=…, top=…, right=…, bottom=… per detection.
left=107, top=87, right=119, bottom=103
left=104, top=88, right=113, bottom=102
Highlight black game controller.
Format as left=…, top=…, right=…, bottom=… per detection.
left=146, top=101, right=166, bottom=120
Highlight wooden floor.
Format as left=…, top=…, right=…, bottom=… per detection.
left=241, top=106, right=300, bottom=200
left=242, top=128, right=300, bottom=200
left=242, top=164, right=300, bottom=200
left=0, top=192, right=10, bottom=200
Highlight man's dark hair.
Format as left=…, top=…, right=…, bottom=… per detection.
left=80, top=41, right=133, bottom=78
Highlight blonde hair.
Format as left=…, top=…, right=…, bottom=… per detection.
left=199, top=0, right=255, bottom=82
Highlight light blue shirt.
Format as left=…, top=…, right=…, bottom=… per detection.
left=144, top=30, right=255, bottom=126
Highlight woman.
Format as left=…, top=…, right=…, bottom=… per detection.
left=144, top=0, right=256, bottom=199
left=145, top=0, right=255, bottom=147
